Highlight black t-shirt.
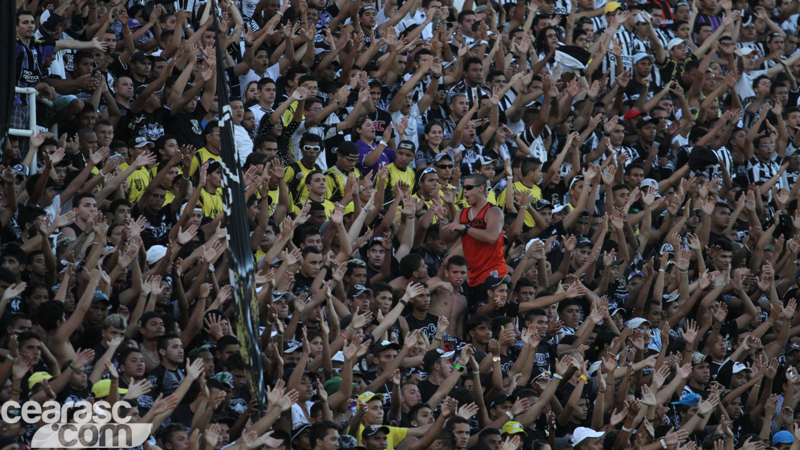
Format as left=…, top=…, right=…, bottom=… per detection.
left=132, top=203, right=178, bottom=247
left=146, top=364, right=185, bottom=399
left=126, top=106, right=169, bottom=143
left=227, top=383, right=251, bottom=416
left=170, top=404, right=196, bottom=428
left=56, top=383, right=93, bottom=404
left=404, top=312, right=439, bottom=343
left=417, top=378, right=439, bottom=404
left=166, top=103, right=208, bottom=148
left=293, top=272, right=315, bottom=296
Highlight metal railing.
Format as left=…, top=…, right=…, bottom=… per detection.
left=8, top=86, right=55, bottom=138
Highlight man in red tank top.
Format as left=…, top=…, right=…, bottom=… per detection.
left=441, top=173, right=508, bottom=291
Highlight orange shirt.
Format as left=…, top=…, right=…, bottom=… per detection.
left=459, top=203, right=508, bottom=287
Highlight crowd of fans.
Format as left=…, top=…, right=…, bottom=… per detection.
left=6, top=0, right=800, bottom=450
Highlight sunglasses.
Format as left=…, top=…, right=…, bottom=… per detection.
left=303, top=145, right=321, bottom=153
left=436, top=164, right=454, bottom=169
left=463, top=184, right=480, bottom=191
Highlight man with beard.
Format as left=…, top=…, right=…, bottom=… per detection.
left=417, top=345, right=471, bottom=405
left=148, top=333, right=186, bottom=398
left=138, top=311, right=165, bottom=374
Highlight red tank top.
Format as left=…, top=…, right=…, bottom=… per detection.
left=459, top=202, right=508, bottom=287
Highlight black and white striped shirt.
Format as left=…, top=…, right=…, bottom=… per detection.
left=553, top=0, right=573, bottom=15
left=782, top=170, right=799, bottom=189
left=709, top=146, right=734, bottom=180
left=599, top=27, right=636, bottom=86
left=747, top=156, right=782, bottom=184
left=448, top=80, right=493, bottom=110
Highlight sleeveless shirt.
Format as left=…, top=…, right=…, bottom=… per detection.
left=459, top=202, right=508, bottom=287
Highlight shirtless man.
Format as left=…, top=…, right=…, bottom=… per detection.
left=390, top=254, right=453, bottom=304
left=40, top=269, right=101, bottom=366
left=428, top=256, right=468, bottom=338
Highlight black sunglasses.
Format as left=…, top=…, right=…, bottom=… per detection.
left=436, top=164, right=454, bottom=169
left=463, top=184, right=479, bottom=191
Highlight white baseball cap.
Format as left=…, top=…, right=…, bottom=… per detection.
left=572, top=428, right=605, bottom=446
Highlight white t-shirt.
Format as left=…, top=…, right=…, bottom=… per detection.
left=238, top=62, right=281, bottom=99
left=234, top=124, right=253, bottom=164
left=391, top=104, right=422, bottom=156
left=735, top=69, right=767, bottom=100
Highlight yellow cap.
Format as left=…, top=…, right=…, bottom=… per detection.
left=604, top=2, right=622, bottom=13
left=91, top=379, right=129, bottom=399
left=358, top=391, right=384, bottom=405
left=501, top=422, right=528, bottom=436
left=28, top=372, right=53, bottom=389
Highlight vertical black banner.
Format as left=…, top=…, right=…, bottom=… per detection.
left=211, top=0, right=266, bottom=418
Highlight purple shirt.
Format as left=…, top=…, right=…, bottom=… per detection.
left=356, top=140, right=396, bottom=176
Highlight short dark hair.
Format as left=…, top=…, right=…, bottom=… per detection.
left=37, top=301, right=64, bottom=331
left=463, top=56, right=482, bottom=71
left=157, top=333, right=181, bottom=352
left=399, top=253, right=425, bottom=279
left=310, top=421, right=338, bottom=449
left=305, top=169, right=324, bottom=185
left=72, top=192, right=96, bottom=209
left=446, top=255, right=468, bottom=269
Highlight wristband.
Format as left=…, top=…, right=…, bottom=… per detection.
left=399, top=299, right=409, bottom=307
left=346, top=326, right=355, bottom=334
left=69, top=363, right=78, bottom=371
left=660, top=439, right=667, bottom=449
left=6, top=354, right=14, bottom=361
left=505, top=411, right=514, bottom=420
left=696, top=412, right=706, bottom=419
left=454, top=363, right=464, bottom=372
left=461, top=224, right=471, bottom=236
left=553, top=373, right=564, bottom=380
left=622, top=425, right=633, bottom=432
left=492, top=356, right=501, bottom=363
left=579, top=375, right=589, bottom=384
left=341, top=332, right=349, bottom=340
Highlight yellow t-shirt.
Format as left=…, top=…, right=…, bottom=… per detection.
left=412, top=194, right=445, bottom=224
left=147, top=166, right=179, bottom=205
left=283, top=102, right=305, bottom=160
left=357, top=424, right=408, bottom=450
left=199, top=187, right=224, bottom=218
left=386, top=163, right=415, bottom=191
left=127, top=166, right=152, bottom=204
left=497, top=181, right=542, bottom=227
left=268, top=187, right=296, bottom=216
left=325, top=166, right=362, bottom=203
left=285, top=161, right=318, bottom=204
left=189, top=147, right=221, bottom=177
